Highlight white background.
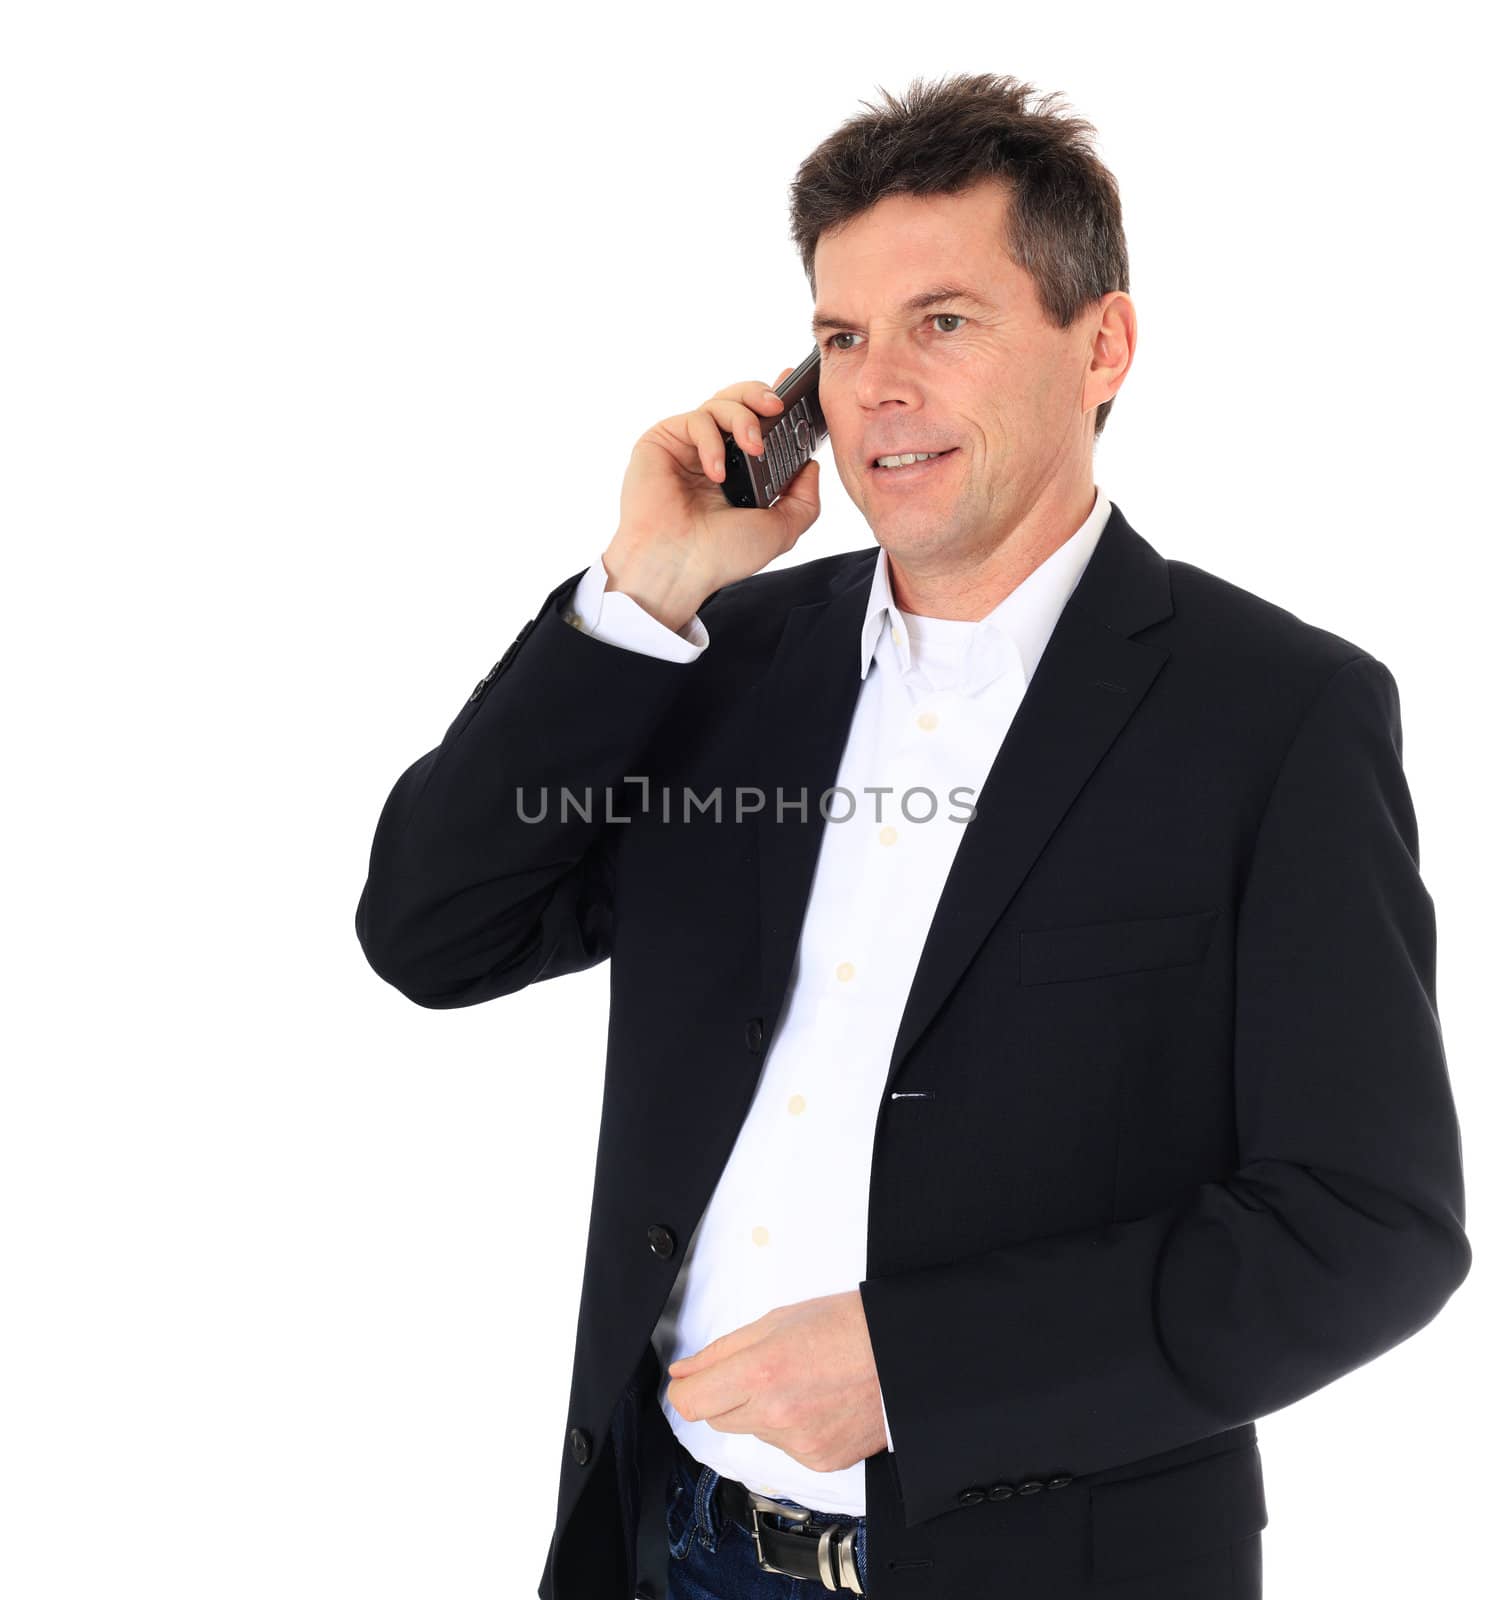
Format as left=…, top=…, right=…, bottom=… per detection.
left=3, top=4, right=1480, bottom=1595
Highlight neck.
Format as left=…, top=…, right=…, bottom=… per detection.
left=887, top=480, right=1097, bottom=621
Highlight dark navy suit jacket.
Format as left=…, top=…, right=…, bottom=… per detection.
left=355, top=502, right=1470, bottom=1599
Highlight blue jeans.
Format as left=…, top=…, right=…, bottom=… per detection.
left=664, top=1437, right=870, bottom=1600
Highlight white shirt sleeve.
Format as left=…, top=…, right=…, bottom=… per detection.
left=882, top=1391, right=894, bottom=1453
left=562, top=554, right=709, bottom=663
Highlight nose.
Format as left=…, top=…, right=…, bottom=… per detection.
left=852, top=346, right=924, bottom=411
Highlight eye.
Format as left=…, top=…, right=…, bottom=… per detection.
left=822, top=312, right=968, bottom=352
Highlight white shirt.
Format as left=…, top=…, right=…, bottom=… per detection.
left=562, top=484, right=1112, bottom=1514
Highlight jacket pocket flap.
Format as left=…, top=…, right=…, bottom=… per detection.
left=1019, top=908, right=1218, bottom=985
left=1090, top=1441, right=1268, bottom=1581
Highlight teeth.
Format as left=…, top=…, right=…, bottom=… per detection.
left=876, top=451, right=944, bottom=469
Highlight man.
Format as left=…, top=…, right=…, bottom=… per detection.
left=355, top=72, right=1470, bottom=1600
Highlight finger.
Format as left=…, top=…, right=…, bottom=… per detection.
left=681, top=410, right=730, bottom=481
left=710, top=377, right=787, bottom=416
left=705, top=398, right=773, bottom=458
left=768, top=457, right=822, bottom=544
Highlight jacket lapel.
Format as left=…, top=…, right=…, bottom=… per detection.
left=752, top=501, right=1174, bottom=1082
left=753, top=553, right=878, bottom=1025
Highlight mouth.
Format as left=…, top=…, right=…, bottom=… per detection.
left=869, top=447, right=959, bottom=483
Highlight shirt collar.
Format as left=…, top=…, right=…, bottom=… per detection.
left=858, top=483, right=1113, bottom=691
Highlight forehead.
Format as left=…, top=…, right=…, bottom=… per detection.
left=813, top=178, right=1017, bottom=301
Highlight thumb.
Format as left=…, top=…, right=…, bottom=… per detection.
left=770, top=457, right=822, bottom=543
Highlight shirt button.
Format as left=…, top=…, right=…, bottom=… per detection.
left=878, top=825, right=898, bottom=846
left=787, top=1093, right=807, bottom=1116
left=836, top=961, right=855, bottom=982
left=752, top=1225, right=770, bottom=1246
left=916, top=710, right=939, bottom=731
left=891, top=626, right=902, bottom=646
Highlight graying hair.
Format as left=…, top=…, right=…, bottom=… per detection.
left=788, top=72, right=1130, bottom=438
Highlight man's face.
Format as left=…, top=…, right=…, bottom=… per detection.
left=811, top=178, right=1106, bottom=567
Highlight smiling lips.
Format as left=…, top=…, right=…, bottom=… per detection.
left=868, top=447, right=959, bottom=482
left=871, top=447, right=957, bottom=468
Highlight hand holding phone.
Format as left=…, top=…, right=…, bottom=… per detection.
left=603, top=355, right=824, bottom=632
left=720, top=346, right=828, bottom=510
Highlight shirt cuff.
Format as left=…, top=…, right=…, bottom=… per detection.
left=562, top=555, right=709, bottom=662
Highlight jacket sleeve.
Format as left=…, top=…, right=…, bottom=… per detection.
left=354, top=564, right=704, bottom=1008
left=858, top=653, right=1471, bottom=1528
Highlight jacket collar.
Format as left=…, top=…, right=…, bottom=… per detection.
left=753, top=498, right=1173, bottom=1087
left=857, top=484, right=1114, bottom=688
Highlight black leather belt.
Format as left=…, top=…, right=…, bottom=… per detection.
left=675, top=1438, right=866, bottom=1593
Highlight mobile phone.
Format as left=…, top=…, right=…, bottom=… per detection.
left=720, top=346, right=827, bottom=509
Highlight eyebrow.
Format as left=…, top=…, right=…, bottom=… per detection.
left=810, top=283, right=993, bottom=335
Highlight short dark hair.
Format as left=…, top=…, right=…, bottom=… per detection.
left=788, top=72, right=1130, bottom=438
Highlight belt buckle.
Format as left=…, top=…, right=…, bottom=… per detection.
left=747, top=1489, right=810, bottom=1576
left=746, top=1489, right=864, bottom=1594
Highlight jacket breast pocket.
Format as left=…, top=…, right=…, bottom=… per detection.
left=1019, top=908, right=1218, bottom=986
left=1090, top=1439, right=1268, bottom=1581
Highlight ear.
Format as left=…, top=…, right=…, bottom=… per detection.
left=1083, top=291, right=1137, bottom=416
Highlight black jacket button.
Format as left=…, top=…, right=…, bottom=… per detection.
left=744, top=1017, right=764, bottom=1053
left=1017, top=1480, right=1044, bottom=1495
left=956, top=1486, right=986, bottom=1505
left=468, top=617, right=537, bottom=703
left=569, top=1426, right=591, bottom=1466
left=987, top=1483, right=1015, bottom=1501
left=469, top=652, right=508, bottom=702
left=1047, top=1474, right=1073, bottom=1490
left=648, top=1224, right=676, bottom=1259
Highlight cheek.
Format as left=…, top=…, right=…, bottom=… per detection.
left=1029, top=347, right=1083, bottom=415
left=984, top=385, right=1052, bottom=451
